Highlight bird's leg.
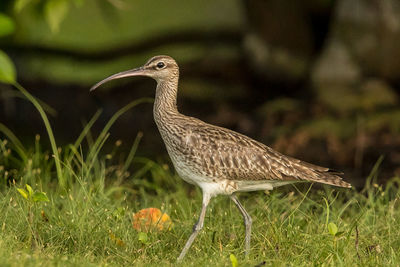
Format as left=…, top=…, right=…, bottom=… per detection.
left=177, top=192, right=211, bottom=261
left=230, top=194, right=252, bottom=256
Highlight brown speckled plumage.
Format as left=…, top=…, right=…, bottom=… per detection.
left=91, top=55, right=351, bottom=261
left=148, top=56, right=351, bottom=191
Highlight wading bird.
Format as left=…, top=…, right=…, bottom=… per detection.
left=90, top=55, right=351, bottom=261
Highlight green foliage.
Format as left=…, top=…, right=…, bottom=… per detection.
left=138, top=232, right=148, bottom=245
left=317, top=81, right=398, bottom=114
left=12, top=0, right=124, bottom=33
left=44, top=0, right=69, bottom=33
left=32, top=191, right=50, bottom=202
left=230, top=253, right=238, bottom=267
left=328, top=222, right=337, bottom=236
left=0, top=50, right=16, bottom=84
left=0, top=13, right=16, bottom=85
left=0, top=13, right=15, bottom=37
left=13, top=0, right=70, bottom=32
left=16, top=187, right=28, bottom=200
left=14, top=0, right=34, bottom=12
left=17, top=184, right=49, bottom=203
left=13, top=83, right=64, bottom=188
left=14, top=184, right=50, bottom=249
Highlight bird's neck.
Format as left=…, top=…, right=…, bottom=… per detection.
left=153, top=75, right=180, bottom=124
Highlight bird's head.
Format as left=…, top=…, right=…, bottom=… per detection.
left=90, top=55, right=178, bottom=91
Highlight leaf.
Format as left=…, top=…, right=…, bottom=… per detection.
left=17, top=188, right=28, bottom=200
left=138, top=232, right=148, bottom=244
left=14, top=0, right=33, bottom=13
left=328, top=222, right=338, bottom=236
left=25, top=184, right=33, bottom=197
left=32, top=192, right=50, bottom=202
left=0, top=14, right=15, bottom=37
left=0, top=50, right=16, bottom=84
left=230, top=254, right=238, bottom=267
left=44, top=0, right=69, bottom=33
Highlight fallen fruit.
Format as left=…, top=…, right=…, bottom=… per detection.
left=132, top=208, right=172, bottom=232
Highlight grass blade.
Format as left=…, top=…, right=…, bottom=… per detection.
left=0, top=122, right=27, bottom=162
left=87, top=97, right=153, bottom=162
left=13, top=82, right=64, bottom=188
left=122, top=131, right=143, bottom=174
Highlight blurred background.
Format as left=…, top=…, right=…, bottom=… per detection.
left=1, top=0, right=399, bottom=187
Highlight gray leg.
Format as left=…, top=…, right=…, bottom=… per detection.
left=231, top=194, right=252, bottom=256
left=177, top=193, right=211, bottom=261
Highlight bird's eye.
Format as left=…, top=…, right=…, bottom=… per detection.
left=156, top=62, right=165, bottom=69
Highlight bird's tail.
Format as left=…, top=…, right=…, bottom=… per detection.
left=312, top=169, right=351, bottom=188
left=289, top=157, right=352, bottom=188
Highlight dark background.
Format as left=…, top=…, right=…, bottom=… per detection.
left=1, top=0, right=400, bottom=187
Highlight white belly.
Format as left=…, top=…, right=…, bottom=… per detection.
left=170, top=155, right=236, bottom=196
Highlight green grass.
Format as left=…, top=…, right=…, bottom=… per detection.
left=1, top=85, right=400, bottom=266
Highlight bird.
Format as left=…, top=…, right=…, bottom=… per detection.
left=90, top=55, right=351, bottom=261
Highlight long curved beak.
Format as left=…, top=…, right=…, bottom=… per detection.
left=90, top=67, right=146, bottom=91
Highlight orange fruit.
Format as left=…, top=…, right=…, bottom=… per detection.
left=132, top=208, right=172, bottom=232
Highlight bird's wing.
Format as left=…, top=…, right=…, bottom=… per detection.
left=182, top=121, right=350, bottom=188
